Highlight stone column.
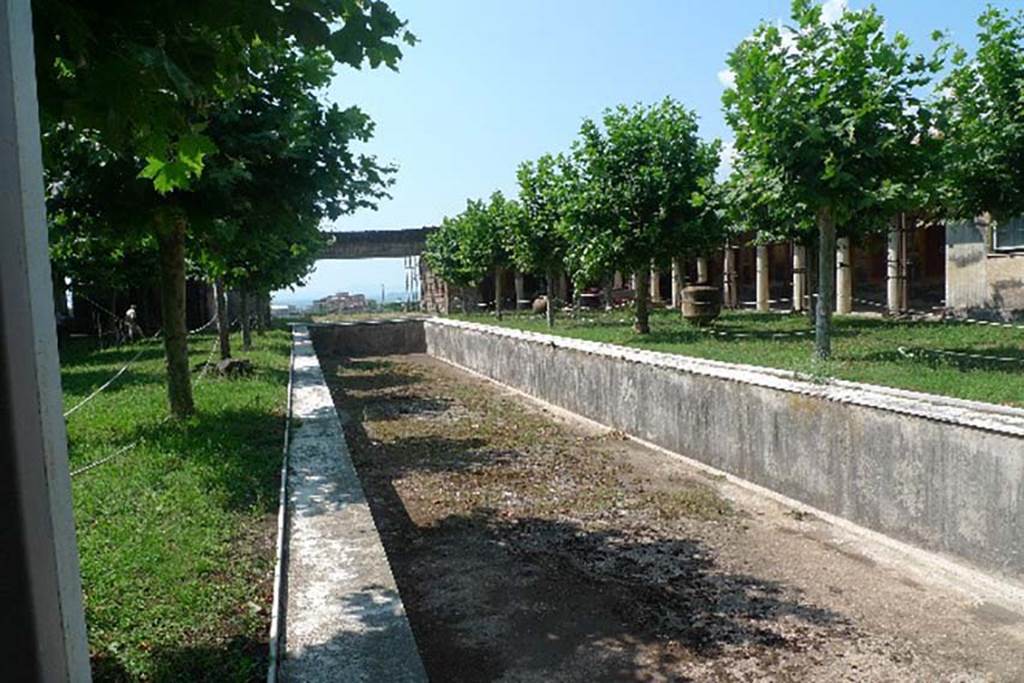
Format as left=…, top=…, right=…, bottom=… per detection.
left=0, top=0, right=91, bottom=676
left=756, top=245, right=770, bottom=312
left=836, top=237, right=852, bottom=314
left=886, top=222, right=904, bottom=315
left=723, top=248, right=738, bottom=309
left=514, top=270, right=525, bottom=310
left=613, top=271, right=623, bottom=289
left=696, top=256, right=709, bottom=285
left=670, top=257, right=683, bottom=308
left=650, top=265, right=662, bottom=303
left=792, top=243, right=806, bottom=313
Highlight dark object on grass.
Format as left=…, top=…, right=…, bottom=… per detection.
left=213, top=358, right=254, bottom=377
left=681, top=285, right=721, bottom=326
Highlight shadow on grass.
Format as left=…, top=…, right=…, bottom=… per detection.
left=60, top=369, right=170, bottom=398
left=862, top=346, right=1024, bottom=374
left=124, top=405, right=283, bottom=515
left=92, top=635, right=266, bottom=683
left=60, top=344, right=168, bottom=369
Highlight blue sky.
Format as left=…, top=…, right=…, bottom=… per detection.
left=274, top=0, right=996, bottom=304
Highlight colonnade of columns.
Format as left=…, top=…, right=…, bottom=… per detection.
left=732, top=225, right=907, bottom=314
left=534, top=221, right=909, bottom=316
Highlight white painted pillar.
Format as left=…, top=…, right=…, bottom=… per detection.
left=650, top=265, right=662, bottom=303
left=0, top=0, right=91, bottom=676
left=756, top=246, right=770, bottom=312
left=514, top=270, right=525, bottom=309
left=670, top=257, right=683, bottom=308
left=887, top=217, right=909, bottom=315
left=696, top=256, right=709, bottom=285
left=723, top=248, right=738, bottom=308
left=836, top=237, right=852, bottom=314
left=886, top=225, right=900, bottom=314
left=792, top=243, right=806, bottom=312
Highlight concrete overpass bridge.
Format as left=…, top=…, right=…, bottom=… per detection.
left=319, top=227, right=437, bottom=260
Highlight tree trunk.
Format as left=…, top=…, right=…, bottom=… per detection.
left=51, top=267, right=68, bottom=318
left=494, top=267, right=503, bottom=321
left=240, top=288, right=252, bottom=351
left=545, top=268, right=556, bottom=328
left=214, top=277, right=231, bottom=360
left=253, top=291, right=265, bottom=335
left=156, top=214, right=194, bottom=419
left=634, top=269, right=650, bottom=334
left=815, top=208, right=836, bottom=360
left=461, top=287, right=469, bottom=314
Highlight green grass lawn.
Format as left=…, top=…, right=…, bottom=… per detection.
left=61, top=329, right=291, bottom=681
left=453, top=308, right=1024, bottom=407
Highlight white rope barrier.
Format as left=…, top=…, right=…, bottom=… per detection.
left=852, top=296, right=1024, bottom=331
left=701, top=327, right=814, bottom=340
left=897, top=346, right=1024, bottom=366
left=70, top=337, right=219, bottom=479
left=63, top=312, right=222, bottom=421
left=62, top=329, right=162, bottom=418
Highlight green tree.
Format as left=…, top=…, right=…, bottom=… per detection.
left=194, top=47, right=392, bottom=355
left=723, top=0, right=940, bottom=358
left=480, top=192, right=519, bottom=320
left=424, top=194, right=517, bottom=317
left=939, top=6, right=1024, bottom=222
left=561, top=98, right=720, bottom=334
left=423, top=208, right=481, bottom=314
left=36, top=1, right=413, bottom=417
left=510, top=154, right=570, bottom=327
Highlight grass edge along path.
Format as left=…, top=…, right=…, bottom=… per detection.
left=450, top=309, right=1024, bottom=407
left=60, top=329, right=291, bottom=681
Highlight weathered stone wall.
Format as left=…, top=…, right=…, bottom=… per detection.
left=422, top=318, right=1024, bottom=577
left=309, top=319, right=426, bottom=357
left=946, top=219, right=1024, bottom=319
left=318, top=228, right=435, bottom=260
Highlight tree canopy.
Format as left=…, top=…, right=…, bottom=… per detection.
left=36, top=0, right=414, bottom=418
left=938, top=6, right=1024, bottom=222
left=723, top=0, right=941, bottom=357
left=33, top=0, right=414, bottom=193
left=561, top=98, right=720, bottom=332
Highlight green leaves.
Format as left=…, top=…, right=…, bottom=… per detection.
left=724, top=1, right=939, bottom=233
left=937, top=6, right=1024, bottom=221
left=136, top=132, right=217, bottom=194
left=424, top=193, right=520, bottom=289
left=560, top=98, right=721, bottom=282
left=510, top=154, right=569, bottom=277
left=35, top=0, right=415, bottom=194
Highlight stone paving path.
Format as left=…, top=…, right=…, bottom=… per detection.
left=280, top=326, right=426, bottom=682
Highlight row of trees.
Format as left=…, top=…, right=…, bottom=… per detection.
left=425, top=98, right=723, bottom=334
left=36, top=1, right=415, bottom=418
left=425, top=1, right=1024, bottom=360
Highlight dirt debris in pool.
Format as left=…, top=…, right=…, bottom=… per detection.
left=315, top=349, right=1024, bottom=683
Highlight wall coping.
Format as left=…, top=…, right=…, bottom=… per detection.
left=425, top=317, right=1024, bottom=439
left=305, top=317, right=427, bottom=328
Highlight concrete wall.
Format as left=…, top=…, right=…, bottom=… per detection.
left=309, top=319, right=426, bottom=357
left=947, top=219, right=1024, bottom=319
left=319, top=228, right=435, bottom=260
left=422, top=319, right=1024, bottom=578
